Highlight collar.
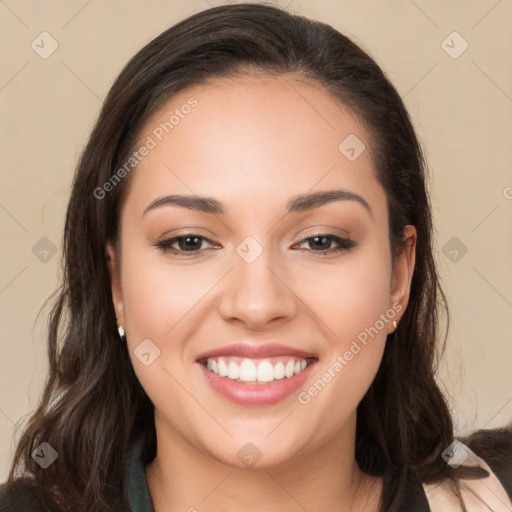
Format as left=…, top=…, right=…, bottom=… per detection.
left=125, top=436, right=155, bottom=512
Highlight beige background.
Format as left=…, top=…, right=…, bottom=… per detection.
left=0, top=0, right=511, bottom=481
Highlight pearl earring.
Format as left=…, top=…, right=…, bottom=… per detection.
left=392, top=320, right=397, bottom=329
left=118, top=325, right=126, bottom=340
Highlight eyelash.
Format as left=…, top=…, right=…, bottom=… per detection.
left=154, top=232, right=356, bottom=257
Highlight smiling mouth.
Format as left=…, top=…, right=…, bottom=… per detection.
left=199, top=356, right=317, bottom=385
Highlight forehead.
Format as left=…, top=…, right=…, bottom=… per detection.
left=125, top=73, right=386, bottom=221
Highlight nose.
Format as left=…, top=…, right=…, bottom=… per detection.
left=217, top=247, right=298, bottom=330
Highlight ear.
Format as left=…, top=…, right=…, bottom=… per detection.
left=387, top=225, right=417, bottom=334
left=106, top=242, right=125, bottom=327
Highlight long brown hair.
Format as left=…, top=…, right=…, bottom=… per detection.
left=5, top=3, right=487, bottom=511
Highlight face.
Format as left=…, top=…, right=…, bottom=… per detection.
left=107, top=73, right=416, bottom=469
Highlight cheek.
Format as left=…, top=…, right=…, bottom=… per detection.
left=119, top=245, right=226, bottom=400
left=120, top=246, right=215, bottom=342
left=296, top=244, right=392, bottom=345
left=119, top=250, right=207, bottom=405
left=294, top=241, right=392, bottom=407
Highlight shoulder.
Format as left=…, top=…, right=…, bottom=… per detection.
left=462, top=426, right=512, bottom=498
left=0, top=477, right=45, bottom=512
left=423, top=427, right=512, bottom=512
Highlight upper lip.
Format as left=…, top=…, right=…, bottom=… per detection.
left=196, top=343, right=317, bottom=361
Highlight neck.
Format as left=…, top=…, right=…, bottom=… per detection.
left=145, top=411, right=382, bottom=512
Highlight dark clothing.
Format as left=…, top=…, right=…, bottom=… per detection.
left=2, top=429, right=511, bottom=511
left=124, top=441, right=431, bottom=511
left=0, top=441, right=433, bottom=512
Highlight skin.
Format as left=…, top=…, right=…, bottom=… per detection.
left=107, top=73, right=417, bottom=511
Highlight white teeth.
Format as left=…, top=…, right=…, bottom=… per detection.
left=204, top=356, right=311, bottom=383
left=218, top=359, right=228, bottom=377
left=274, top=361, right=285, bottom=379
left=227, top=361, right=240, bottom=379
left=285, top=360, right=295, bottom=378
left=239, top=359, right=257, bottom=382
left=256, top=361, right=274, bottom=382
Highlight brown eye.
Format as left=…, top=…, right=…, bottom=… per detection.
left=295, top=234, right=356, bottom=254
left=155, top=234, right=218, bottom=254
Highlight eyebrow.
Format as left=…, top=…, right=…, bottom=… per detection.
left=142, top=189, right=372, bottom=218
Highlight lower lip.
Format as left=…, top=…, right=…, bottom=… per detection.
left=198, top=360, right=317, bottom=406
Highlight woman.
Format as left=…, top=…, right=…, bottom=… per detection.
left=1, top=3, right=511, bottom=512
